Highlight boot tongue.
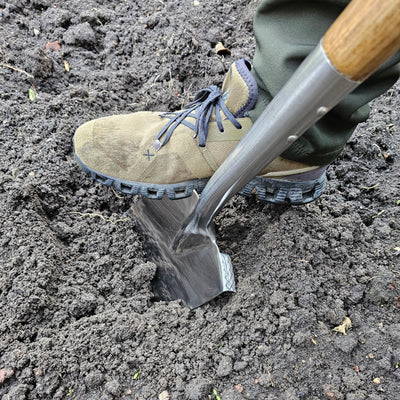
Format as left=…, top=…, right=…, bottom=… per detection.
left=221, top=59, right=258, bottom=118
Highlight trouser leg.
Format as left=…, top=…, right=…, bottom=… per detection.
left=249, top=0, right=400, bottom=166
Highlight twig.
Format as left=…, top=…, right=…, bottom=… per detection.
left=360, top=183, right=379, bottom=190
left=372, top=210, right=385, bottom=219
left=267, top=370, right=275, bottom=387
left=111, top=187, right=125, bottom=199
left=372, top=143, right=382, bottom=156
left=1, top=63, right=34, bottom=79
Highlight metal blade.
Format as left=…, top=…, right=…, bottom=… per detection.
left=129, top=191, right=235, bottom=309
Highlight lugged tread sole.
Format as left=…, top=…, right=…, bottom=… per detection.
left=75, top=154, right=327, bottom=204
left=238, top=174, right=327, bottom=204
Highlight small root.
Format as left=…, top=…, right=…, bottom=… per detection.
left=1, top=63, right=34, bottom=79
left=70, top=211, right=129, bottom=225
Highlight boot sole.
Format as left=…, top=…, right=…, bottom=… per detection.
left=75, top=154, right=327, bottom=205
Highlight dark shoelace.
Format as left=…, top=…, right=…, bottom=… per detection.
left=153, top=85, right=242, bottom=151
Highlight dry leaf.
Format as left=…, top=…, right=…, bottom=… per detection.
left=45, top=41, right=61, bottom=51
left=215, top=42, right=231, bottom=55
left=333, top=317, right=352, bottom=335
left=64, top=60, right=70, bottom=72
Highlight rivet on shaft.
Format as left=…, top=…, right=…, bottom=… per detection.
left=317, top=106, right=329, bottom=116
left=287, top=135, right=298, bottom=144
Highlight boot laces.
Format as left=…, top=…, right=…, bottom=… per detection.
left=153, top=85, right=242, bottom=150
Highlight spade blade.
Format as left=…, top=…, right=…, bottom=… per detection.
left=129, top=191, right=235, bottom=309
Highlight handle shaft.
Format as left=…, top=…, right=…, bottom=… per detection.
left=323, top=0, right=400, bottom=81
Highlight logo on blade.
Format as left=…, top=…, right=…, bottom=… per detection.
left=143, top=149, right=155, bottom=161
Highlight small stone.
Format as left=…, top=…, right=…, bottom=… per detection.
left=0, top=368, right=14, bottom=383
left=235, top=384, right=244, bottom=393
left=159, top=390, right=170, bottom=400
left=33, top=28, right=40, bottom=36
left=373, top=377, right=381, bottom=384
left=193, top=0, right=200, bottom=5
left=45, top=41, right=61, bottom=51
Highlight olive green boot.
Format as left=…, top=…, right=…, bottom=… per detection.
left=74, top=59, right=327, bottom=204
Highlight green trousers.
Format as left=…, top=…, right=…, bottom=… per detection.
left=249, top=0, right=400, bottom=166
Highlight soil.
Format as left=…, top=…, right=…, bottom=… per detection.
left=1, top=1, right=399, bottom=399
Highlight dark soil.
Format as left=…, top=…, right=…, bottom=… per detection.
left=1, top=1, right=399, bottom=399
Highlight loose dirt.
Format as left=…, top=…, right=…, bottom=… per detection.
left=1, top=1, right=399, bottom=399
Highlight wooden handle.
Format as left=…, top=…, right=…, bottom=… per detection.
left=323, top=0, right=400, bottom=81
